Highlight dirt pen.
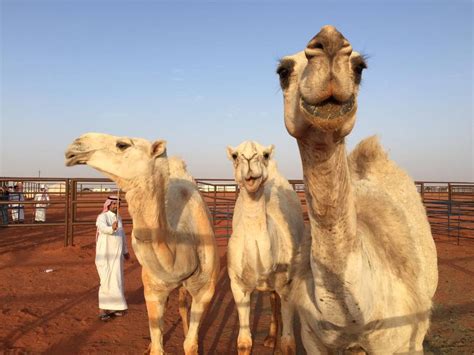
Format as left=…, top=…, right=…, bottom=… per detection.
left=0, top=178, right=473, bottom=353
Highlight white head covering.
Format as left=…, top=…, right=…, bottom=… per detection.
left=96, top=196, right=120, bottom=240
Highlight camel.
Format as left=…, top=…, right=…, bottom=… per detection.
left=276, top=26, right=438, bottom=353
left=65, top=133, right=219, bottom=355
left=226, top=141, right=305, bottom=355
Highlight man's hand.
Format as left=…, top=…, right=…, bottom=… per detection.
left=112, top=221, right=118, bottom=231
left=123, top=252, right=130, bottom=261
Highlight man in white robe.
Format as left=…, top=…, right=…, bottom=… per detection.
left=34, top=186, right=50, bottom=222
left=95, top=196, right=130, bottom=321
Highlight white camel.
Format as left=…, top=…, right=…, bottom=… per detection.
left=276, top=26, right=438, bottom=353
left=226, top=141, right=305, bottom=355
left=65, top=133, right=219, bottom=355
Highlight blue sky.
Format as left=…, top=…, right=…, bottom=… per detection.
left=1, top=0, right=472, bottom=181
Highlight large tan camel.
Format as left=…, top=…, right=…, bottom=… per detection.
left=226, top=141, right=304, bottom=355
left=276, top=26, right=438, bottom=353
left=65, top=133, right=219, bottom=355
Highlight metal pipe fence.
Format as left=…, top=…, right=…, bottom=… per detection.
left=1, top=177, right=472, bottom=245
left=416, top=181, right=474, bottom=244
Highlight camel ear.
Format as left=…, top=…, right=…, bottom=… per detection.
left=263, top=145, right=274, bottom=160
left=151, top=140, right=167, bottom=158
left=226, top=146, right=238, bottom=161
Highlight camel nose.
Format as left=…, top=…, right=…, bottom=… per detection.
left=305, top=25, right=351, bottom=60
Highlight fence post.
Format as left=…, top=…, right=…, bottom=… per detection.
left=448, top=183, right=452, bottom=215
left=67, top=179, right=74, bottom=246
left=71, top=180, right=77, bottom=246
left=447, top=183, right=451, bottom=238
left=65, top=179, right=70, bottom=246
left=213, top=184, right=217, bottom=225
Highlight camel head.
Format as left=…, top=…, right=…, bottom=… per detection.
left=65, top=132, right=167, bottom=191
left=226, top=141, right=274, bottom=194
left=277, top=25, right=367, bottom=139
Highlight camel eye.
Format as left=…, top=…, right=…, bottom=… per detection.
left=352, top=56, right=367, bottom=85
left=277, top=67, right=289, bottom=78
left=263, top=152, right=270, bottom=160
left=354, top=63, right=366, bottom=75
left=232, top=153, right=238, bottom=161
left=276, top=59, right=295, bottom=90
left=116, top=142, right=131, bottom=151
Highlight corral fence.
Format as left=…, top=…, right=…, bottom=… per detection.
left=416, top=181, right=474, bottom=244
left=1, top=178, right=472, bottom=245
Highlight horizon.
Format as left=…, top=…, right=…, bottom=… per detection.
left=1, top=1, right=473, bottom=181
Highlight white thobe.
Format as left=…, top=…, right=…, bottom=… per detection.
left=95, top=211, right=128, bottom=311
left=34, top=193, right=50, bottom=222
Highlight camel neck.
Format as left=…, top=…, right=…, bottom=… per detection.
left=298, top=134, right=358, bottom=274
left=240, top=187, right=265, bottom=217
left=126, top=160, right=175, bottom=270
left=128, top=176, right=170, bottom=235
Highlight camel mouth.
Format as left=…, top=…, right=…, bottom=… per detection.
left=300, top=95, right=355, bottom=121
left=243, top=176, right=263, bottom=193
left=64, top=151, right=91, bottom=167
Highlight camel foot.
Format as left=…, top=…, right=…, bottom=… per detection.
left=281, top=336, right=296, bottom=355
left=237, top=337, right=252, bottom=355
left=263, top=335, right=276, bottom=348
left=183, top=341, right=198, bottom=355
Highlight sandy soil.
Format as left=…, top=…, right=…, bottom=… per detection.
left=0, top=222, right=473, bottom=353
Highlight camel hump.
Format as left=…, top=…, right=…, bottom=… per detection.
left=349, top=135, right=388, bottom=179
left=168, top=156, right=194, bottom=182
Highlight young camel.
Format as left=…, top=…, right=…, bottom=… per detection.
left=276, top=26, right=438, bottom=353
left=226, top=141, right=305, bottom=355
left=65, top=133, right=219, bottom=355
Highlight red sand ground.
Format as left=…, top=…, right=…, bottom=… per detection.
left=1, top=220, right=473, bottom=353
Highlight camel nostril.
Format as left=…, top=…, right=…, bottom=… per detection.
left=305, top=39, right=325, bottom=60
left=313, top=42, right=324, bottom=50
left=66, top=153, right=76, bottom=159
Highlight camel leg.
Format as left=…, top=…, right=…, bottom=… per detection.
left=178, top=286, right=189, bottom=336
left=182, top=284, right=215, bottom=355
left=263, top=291, right=279, bottom=349
left=280, top=297, right=296, bottom=355
left=230, top=279, right=253, bottom=355
left=143, top=284, right=170, bottom=355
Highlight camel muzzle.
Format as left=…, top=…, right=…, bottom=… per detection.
left=64, top=148, right=91, bottom=167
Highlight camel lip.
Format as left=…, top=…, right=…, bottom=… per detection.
left=300, top=95, right=355, bottom=120
left=64, top=150, right=90, bottom=167
left=243, top=176, right=263, bottom=193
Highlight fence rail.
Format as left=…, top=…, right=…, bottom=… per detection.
left=1, top=177, right=473, bottom=245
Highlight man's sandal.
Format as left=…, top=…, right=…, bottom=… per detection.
left=99, top=313, right=112, bottom=321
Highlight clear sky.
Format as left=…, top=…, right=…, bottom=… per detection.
left=1, top=0, right=472, bottom=181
